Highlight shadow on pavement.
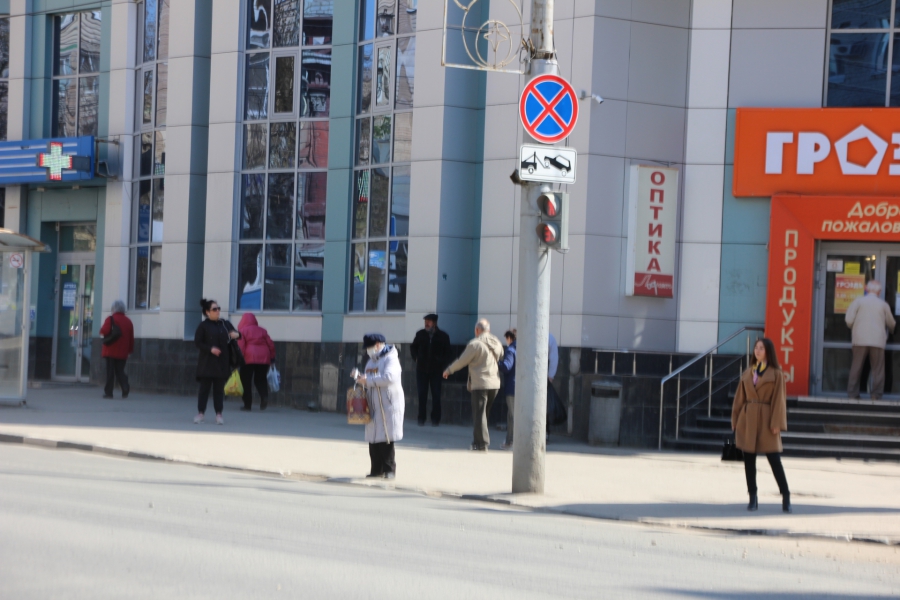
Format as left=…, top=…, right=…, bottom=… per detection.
left=550, top=502, right=900, bottom=521
left=655, top=591, right=895, bottom=600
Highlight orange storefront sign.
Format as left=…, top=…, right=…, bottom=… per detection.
left=767, top=195, right=900, bottom=395
left=734, top=108, right=900, bottom=197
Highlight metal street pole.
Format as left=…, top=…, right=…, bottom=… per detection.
left=512, top=0, right=557, bottom=494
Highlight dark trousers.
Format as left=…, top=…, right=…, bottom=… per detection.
left=240, top=364, right=269, bottom=408
left=104, top=358, right=129, bottom=396
left=416, top=370, right=442, bottom=424
left=848, top=345, right=886, bottom=399
left=471, top=389, right=498, bottom=449
left=368, top=442, right=396, bottom=476
left=743, top=452, right=790, bottom=496
left=198, top=377, right=226, bottom=415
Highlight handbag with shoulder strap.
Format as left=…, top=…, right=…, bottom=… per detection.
left=102, top=316, right=122, bottom=346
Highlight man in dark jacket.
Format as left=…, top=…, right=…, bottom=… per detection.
left=99, top=300, right=134, bottom=399
left=410, top=313, right=451, bottom=426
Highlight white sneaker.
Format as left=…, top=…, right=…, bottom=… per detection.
left=216, top=414, right=224, bottom=425
left=193, top=413, right=204, bottom=424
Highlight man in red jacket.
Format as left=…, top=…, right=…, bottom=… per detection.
left=99, top=300, right=135, bottom=399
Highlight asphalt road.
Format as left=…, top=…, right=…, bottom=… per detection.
left=0, top=445, right=897, bottom=600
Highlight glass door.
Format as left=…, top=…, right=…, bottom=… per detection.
left=52, top=261, right=95, bottom=381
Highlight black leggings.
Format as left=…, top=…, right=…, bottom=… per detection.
left=198, top=377, right=225, bottom=415
left=368, top=442, right=396, bottom=476
left=743, top=452, right=790, bottom=496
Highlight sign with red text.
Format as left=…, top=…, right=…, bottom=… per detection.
left=833, top=274, right=865, bottom=314
left=626, top=166, right=679, bottom=298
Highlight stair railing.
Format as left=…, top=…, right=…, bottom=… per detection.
left=658, top=326, right=764, bottom=449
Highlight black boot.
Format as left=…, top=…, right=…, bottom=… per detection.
left=782, top=493, right=792, bottom=513
left=747, top=494, right=758, bottom=511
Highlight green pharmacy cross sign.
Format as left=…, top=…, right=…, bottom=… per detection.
left=36, top=141, right=91, bottom=182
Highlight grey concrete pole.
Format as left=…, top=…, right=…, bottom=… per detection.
left=512, top=0, right=557, bottom=494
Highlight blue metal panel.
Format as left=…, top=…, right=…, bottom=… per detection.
left=0, top=136, right=95, bottom=185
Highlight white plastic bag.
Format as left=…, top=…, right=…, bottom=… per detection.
left=267, top=364, right=281, bottom=392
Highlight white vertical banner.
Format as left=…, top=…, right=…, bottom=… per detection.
left=626, top=165, right=679, bottom=298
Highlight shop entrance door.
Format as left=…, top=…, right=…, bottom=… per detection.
left=52, top=224, right=97, bottom=382
left=815, top=243, right=900, bottom=397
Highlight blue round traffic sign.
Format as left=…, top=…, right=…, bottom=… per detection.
left=519, top=74, right=579, bottom=144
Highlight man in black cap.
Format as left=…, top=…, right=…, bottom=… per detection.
left=410, top=313, right=451, bottom=426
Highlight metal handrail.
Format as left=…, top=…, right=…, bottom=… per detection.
left=657, top=326, right=764, bottom=449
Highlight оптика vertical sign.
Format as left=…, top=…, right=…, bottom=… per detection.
left=626, top=165, right=679, bottom=298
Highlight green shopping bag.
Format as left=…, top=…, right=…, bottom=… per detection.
left=224, top=369, right=244, bottom=397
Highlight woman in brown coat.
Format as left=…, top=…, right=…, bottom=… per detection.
left=731, top=338, right=791, bottom=513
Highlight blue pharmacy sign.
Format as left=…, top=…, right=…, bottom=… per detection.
left=0, top=136, right=95, bottom=185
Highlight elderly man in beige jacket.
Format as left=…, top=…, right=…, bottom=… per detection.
left=444, top=318, right=504, bottom=451
left=846, top=280, right=896, bottom=399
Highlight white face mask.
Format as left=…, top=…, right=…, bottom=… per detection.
left=367, top=346, right=380, bottom=359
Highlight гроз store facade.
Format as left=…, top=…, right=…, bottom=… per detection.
left=1, top=1, right=898, bottom=444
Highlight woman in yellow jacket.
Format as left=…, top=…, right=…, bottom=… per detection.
left=731, top=338, right=791, bottom=513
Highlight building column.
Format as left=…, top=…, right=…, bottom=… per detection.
left=4, top=0, right=32, bottom=232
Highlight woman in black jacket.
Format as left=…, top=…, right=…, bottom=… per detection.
left=194, top=299, right=240, bottom=425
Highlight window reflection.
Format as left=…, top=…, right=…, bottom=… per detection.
left=269, top=122, right=297, bottom=168
left=831, top=0, right=891, bottom=29
left=358, top=44, right=373, bottom=113
left=137, top=180, right=151, bottom=243
left=391, top=166, right=410, bottom=237
left=249, top=0, right=272, bottom=49
left=372, top=115, right=391, bottom=164
left=57, top=15, right=79, bottom=75
left=298, top=121, right=329, bottom=168
left=238, top=244, right=264, bottom=310
left=245, top=53, right=270, bottom=119
left=274, top=0, right=301, bottom=47
left=369, top=168, right=389, bottom=237
left=156, top=63, right=168, bottom=127
left=395, top=37, right=415, bottom=109
left=376, top=46, right=391, bottom=107
left=398, top=0, right=417, bottom=34
left=297, top=172, right=327, bottom=240
left=241, top=174, right=266, bottom=239
left=152, top=179, right=164, bottom=243
left=274, top=54, right=295, bottom=113
left=267, top=173, right=295, bottom=239
left=79, top=11, right=102, bottom=74
left=244, top=123, right=268, bottom=169
left=294, top=244, right=324, bottom=310
left=828, top=33, right=889, bottom=106
left=301, top=50, right=331, bottom=117
left=78, top=76, right=98, bottom=136
left=393, top=112, right=412, bottom=162
left=304, top=0, right=333, bottom=45
left=265, top=244, right=292, bottom=310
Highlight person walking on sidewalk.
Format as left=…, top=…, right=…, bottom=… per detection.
left=410, top=313, right=451, bottom=426
left=731, top=338, right=791, bottom=513
left=99, top=300, right=134, bottom=399
left=194, top=299, right=240, bottom=425
left=499, top=330, right=516, bottom=450
left=237, top=312, right=276, bottom=411
left=443, top=318, right=503, bottom=451
left=354, top=333, right=404, bottom=479
left=846, top=280, right=896, bottom=399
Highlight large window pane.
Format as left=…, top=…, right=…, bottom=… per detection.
left=143, top=70, right=154, bottom=125
left=78, top=76, right=99, bottom=136
left=79, top=11, right=101, bottom=74
left=377, top=0, right=395, bottom=37
left=245, top=53, right=270, bottom=119
left=152, top=179, right=164, bottom=243
left=274, top=0, right=301, bottom=47
left=158, top=0, right=170, bottom=60
left=156, top=63, right=168, bottom=127
left=398, top=0, right=417, bottom=34
left=391, top=166, right=410, bottom=237
left=297, top=172, right=327, bottom=240
left=274, top=54, right=295, bottom=113
left=356, top=117, right=371, bottom=165
left=831, top=0, right=891, bottom=29
left=268, top=122, right=296, bottom=168
left=244, top=123, right=268, bottom=170
left=360, top=0, right=376, bottom=41
left=395, top=37, right=415, bottom=109
left=354, top=170, right=370, bottom=239
left=144, top=0, right=158, bottom=62
left=0, top=82, right=7, bottom=141
left=0, top=18, right=9, bottom=78
left=264, top=244, right=291, bottom=310
left=267, top=173, right=295, bottom=239
left=372, top=115, right=391, bottom=164
left=298, top=121, right=329, bottom=168
left=134, top=247, right=150, bottom=309
left=56, top=78, right=76, bottom=137
left=358, top=44, right=373, bottom=113
left=294, top=244, right=324, bottom=311
left=148, top=246, right=163, bottom=310
left=375, top=46, right=392, bottom=108
left=349, top=242, right=367, bottom=311
left=891, top=33, right=900, bottom=105
left=57, top=15, right=78, bottom=76
left=241, top=174, right=266, bottom=239
left=140, top=132, right=153, bottom=177
left=366, top=241, right=387, bottom=311
left=238, top=244, right=263, bottom=310
left=301, top=50, right=331, bottom=117
left=137, top=180, right=151, bottom=243
left=133, top=71, right=142, bottom=131
left=828, top=33, right=890, bottom=107
left=304, top=0, right=333, bottom=45
left=393, top=111, right=412, bottom=162
left=154, top=130, right=166, bottom=175
left=248, top=0, right=272, bottom=49
left=369, top=168, right=389, bottom=238
left=388, top=240, right=407, bottom=311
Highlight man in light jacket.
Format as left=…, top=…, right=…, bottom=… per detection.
left=846, top=280, right=896, bottom=399
left=444, top=318, right=504, bottom=451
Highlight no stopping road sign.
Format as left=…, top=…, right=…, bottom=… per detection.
left=519, top=74, right=579, bottom=144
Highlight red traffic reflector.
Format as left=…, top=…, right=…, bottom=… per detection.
left=538, top=193, right=560, bottom=217
left=537, top=223, right=559, bottom=244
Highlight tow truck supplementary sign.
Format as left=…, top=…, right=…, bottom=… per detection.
left=519, top=74, right=579, bottom=144
left=518, top=144, right=577, bottom=184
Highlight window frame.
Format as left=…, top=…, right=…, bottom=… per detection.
left=51, top=11, right=102, bottom=138
left=0, top=15, right=9, bottom=142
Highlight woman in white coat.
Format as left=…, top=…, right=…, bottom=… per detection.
left=354, top=333, right=405, bottom=479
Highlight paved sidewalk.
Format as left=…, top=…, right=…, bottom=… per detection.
left=2, top=386, right=900, bottom=545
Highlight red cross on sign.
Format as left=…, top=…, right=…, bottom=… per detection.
left=36, top=142, right=73, bottom=181
left=519, top=74, right=579, bottom=144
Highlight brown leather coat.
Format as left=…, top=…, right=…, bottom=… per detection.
left=731, top=366, right=788, bottom=454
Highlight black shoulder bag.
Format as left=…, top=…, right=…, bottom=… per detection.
left=102, top=317, right=122, bottom=346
